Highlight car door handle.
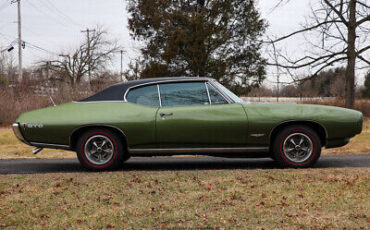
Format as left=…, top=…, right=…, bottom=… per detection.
left=160, top=112, right=173, bottom=117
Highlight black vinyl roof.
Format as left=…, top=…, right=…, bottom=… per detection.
left=79, top=77, right=212, bottom=102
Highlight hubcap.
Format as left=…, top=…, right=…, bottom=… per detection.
left=84, top=135, right=114, bottom=165
left=283, top=133, right=313, bottom=163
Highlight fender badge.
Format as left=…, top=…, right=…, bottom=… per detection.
left=26, top=124, right=44, bottom=128
left=250, top=133, right=265, bottom=137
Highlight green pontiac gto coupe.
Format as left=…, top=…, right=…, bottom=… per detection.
left=13, top=77, right=363, bottom=170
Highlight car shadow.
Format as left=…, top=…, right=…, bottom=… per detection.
left=0, top=155, right=368, bottom=174
left=123, top=157, right=280, bottom=171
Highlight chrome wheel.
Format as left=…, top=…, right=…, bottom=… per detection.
left=84, top=135, right=114, bottom=165
left=283, top=133, right=313, bottom=163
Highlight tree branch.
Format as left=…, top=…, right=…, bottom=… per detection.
left=357, top=45, right=370, bottom=54
left=357, top=1, right=370, bottom=9
left=356, top=15, right=370, bottom=26
left=323, top=0, right=349, bottom=26
left=267, top=20, right=343, bottom=43
left=267, top=49, right=346, bottom=69
left=357, top=55, right=370, bottom=65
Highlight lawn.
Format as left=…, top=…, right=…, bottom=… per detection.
left=0, top=168, right=369, bottom=229
left=0, top=119, right=369, bottom=159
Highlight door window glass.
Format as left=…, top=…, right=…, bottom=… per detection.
left=159, top=82, right=209, bottom=107
left=207, top=84, right=228, bottom=104
left=126, top=85, right=160, bottom=107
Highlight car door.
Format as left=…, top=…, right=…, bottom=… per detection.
left=124, top=84, right=160, bottom=148
left=156, top=81, right=248, bottom=148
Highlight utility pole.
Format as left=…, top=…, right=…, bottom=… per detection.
left=271, top=40, right=280, bottom=102
left=11, top=0, right=22, bottom=82
left=45, top=61, right=50, bottom=80
left=277, top=76, right=280, bottom=102
left=81, top=28, right=95, bottom=90
left=120, top=50, right=123, bottom=81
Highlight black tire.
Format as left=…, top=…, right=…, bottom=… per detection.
left=272, top=125, right=321, bottom=168
left=76, top=128, right=125, bottom=171
left=122, top=155, right=131, bottom=163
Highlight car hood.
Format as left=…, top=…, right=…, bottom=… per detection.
left=241, top=102, right=363, bottom=127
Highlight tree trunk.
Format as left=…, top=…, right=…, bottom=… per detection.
left=344, top=0, right=356, bottom=109
left=69, top=77, right=76, bottom=94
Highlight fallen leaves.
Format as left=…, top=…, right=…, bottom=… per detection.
left=256, top=201, right=265, bottom=207
left=286, top=213, right=298, bottom=218
left=0, top=168, right=368, bottom=229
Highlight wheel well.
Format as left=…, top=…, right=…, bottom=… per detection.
left=270, top=121, right=327, bottom=148
left=70, top=125, right=128, bottom=152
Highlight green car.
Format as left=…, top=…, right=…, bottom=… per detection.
left=13, top=77, right=363, bottom=170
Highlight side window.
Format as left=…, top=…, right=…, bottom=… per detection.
left=126, top=85, right=160, bottom=107
left=207, top=84, right=228, bottom=104
left=159, top=82, right=209, bottom=107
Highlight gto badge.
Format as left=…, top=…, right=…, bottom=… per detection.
left=26, top=124, right=44, bottom=128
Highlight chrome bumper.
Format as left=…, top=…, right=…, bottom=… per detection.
left=12, top=123, right=29, bottom=144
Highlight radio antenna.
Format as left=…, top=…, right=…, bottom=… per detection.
left=49, top=96, right=56, bottom=106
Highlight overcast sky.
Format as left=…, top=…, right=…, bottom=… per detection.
left=0, top=0, right=366, bottom=86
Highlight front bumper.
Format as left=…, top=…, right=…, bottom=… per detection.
left=12, top=123, right=30, bottom=145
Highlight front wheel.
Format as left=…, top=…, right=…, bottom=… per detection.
left=272, top=125, right=321, bottom=168
left=76, top=129, right=125, bottom=170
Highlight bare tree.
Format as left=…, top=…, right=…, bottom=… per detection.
left=267, top=0, right=369, bottom=108
left=44, top=28, right=121, bottom=89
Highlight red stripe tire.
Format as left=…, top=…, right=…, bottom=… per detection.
left=272, top=125, right=321, bottom=168
left=76, top=129, right=125, bottom=171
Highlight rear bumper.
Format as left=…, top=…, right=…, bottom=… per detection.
left=326, top=138, right=350, bottom=148
left=12, top=123, right=30, bottom=145
left=12, top=123, right=70, bottom=150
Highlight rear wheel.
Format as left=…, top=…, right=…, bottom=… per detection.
left=76, top=129, right=125, bottom=170
left=272, top=125, right=321, bottom=168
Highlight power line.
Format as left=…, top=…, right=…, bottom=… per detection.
left=0, top=31, right=57, bottom=56
left=24, top=0, right=71, bottom=28
left=0, top=32, right=15, bottom=39
left=26, top=41, right=58, bottom=55
left=0, top=21, right=13, bottom=29
left=40, top=0, right=83, bottom=28
left=21, top=23, right=42, bottom=36
left=0, top=0, right=10, bottom=12
left=0, top=32, right=14, bottom=44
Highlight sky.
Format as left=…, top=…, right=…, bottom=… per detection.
left=0, top=0, right=367, bottom=86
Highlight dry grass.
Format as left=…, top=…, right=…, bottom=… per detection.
left=0, top=168, right=369, bottom=229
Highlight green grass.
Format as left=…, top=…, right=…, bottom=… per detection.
left=0, top=168, right=369, bottom=229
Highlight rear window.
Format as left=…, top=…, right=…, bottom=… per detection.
left=126, top=85, right=160, bottom=107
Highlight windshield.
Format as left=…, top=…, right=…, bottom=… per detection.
left=212, top=81, right=244, bottom=103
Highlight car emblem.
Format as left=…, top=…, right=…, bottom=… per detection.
left=26, top=123, right=44, bottom=128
